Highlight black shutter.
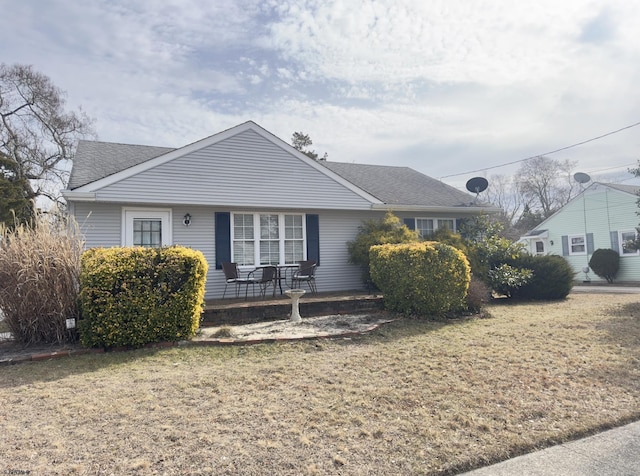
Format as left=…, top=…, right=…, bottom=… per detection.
left=586, top=233, right=594, bottom=254
left=215, top=212, right=231, bottom=269
left=403, top=218, right=415, bottom=230
left=610, top=231, right=619, bottom=251
left=306, top=214, right=320, bottom=266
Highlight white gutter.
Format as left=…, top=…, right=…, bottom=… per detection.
left=61, top=190, right=96, bottom=202
left=370, top=204, right=502, bottom=214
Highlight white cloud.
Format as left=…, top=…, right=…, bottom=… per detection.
left=1, top=0, right=638, bottom=188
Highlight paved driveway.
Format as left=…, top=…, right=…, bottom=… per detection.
left=572, top=285, right=640, bottom=294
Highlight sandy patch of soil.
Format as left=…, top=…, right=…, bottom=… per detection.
left=196, top=312, right=396, bottom=341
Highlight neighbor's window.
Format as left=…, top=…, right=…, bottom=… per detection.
left=232, top=213, right=305, bottom=267
left=535, top=241, right=545, bottom=254
left=569, top=234, right=586, bottom=255
left=619, top=230, right=639, bottom=256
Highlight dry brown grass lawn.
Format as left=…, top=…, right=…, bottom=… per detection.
left=1, top=293, right=638, bottom=475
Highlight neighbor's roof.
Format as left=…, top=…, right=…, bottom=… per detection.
left=68, top=140, right=175, bottom=190
left=603, top=183, right=640, bottom=195
left=321, top=161, right=490, bottom=208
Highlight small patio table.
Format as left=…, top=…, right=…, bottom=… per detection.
left=256, top=264, right=299, bottom=295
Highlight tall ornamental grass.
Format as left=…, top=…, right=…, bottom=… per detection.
left=0, top=211, right=83, bottom=345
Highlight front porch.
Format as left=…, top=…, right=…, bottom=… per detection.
left=203, top=290, right=383, bottom=326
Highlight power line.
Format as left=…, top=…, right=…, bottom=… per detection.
left=441, top=120, right=640, bottom=179
left=587, top=163, right=637, bottom=174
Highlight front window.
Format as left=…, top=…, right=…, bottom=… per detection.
left=285, top=215, right=304, bottom=263
left=438, top=219, right=454, bottom=231
left=232, top=213, right=305, bottom=267
left=416, top=219, right=434, bottom=238
left=260, top=214, right=280, bottom=265
left=414, top=217, right=455, bottom=239
left=620, top=230, right=639, bottom=256
left=569, top=234, right=586, bottom=255
left=233, top=213, right=255, bottom=266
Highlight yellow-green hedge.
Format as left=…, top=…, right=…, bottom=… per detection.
left=370, top=242, right=470, bottom=317
left=79, top=246, right=208, bottom=348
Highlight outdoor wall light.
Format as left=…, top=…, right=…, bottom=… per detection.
left=550, top=240, right=554, bottom=246
left=183, top=213, right=192, bottom=227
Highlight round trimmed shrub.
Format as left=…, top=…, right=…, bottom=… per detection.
left=588, top=248, right=620, bottom=284
left=509, top=254, right=575, bottom=300
left=370, top=241, right=470, bottom=317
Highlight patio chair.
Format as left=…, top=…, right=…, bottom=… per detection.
left=246, top=265, right=278, bottom=299
left=221, top=262, right=252, bottom=299
left=291, top=259, right=317, bottom=295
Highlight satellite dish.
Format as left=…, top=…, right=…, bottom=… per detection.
left=574, top=172, right=591, bottom=184
left=466, top=177, right=489, bottom=194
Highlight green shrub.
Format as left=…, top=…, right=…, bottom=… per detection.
left=79, top=246, right=208, bottom=348
left=458, top=215, right=525, bottom=277
left=0, top=210, right=82, bottom=345
left=487, top=263, right=533, bottom=298
left=508, top=254, right=575, bottom=300
left=428, top=227, right=470, bottom=255
left=347, top=212, right=419, bottom=285
left=370, top=242, right=470, bottom=317
left=588, top=248, right=620, bottom=284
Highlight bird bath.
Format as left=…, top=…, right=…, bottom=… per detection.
left=284, top=289, right=306, bottom=322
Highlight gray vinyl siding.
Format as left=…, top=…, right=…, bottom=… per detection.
left=72, top=203, right=381, bottom=299
left=72, top=202, right=488, bottom=299
left=95, top=130, right=372, bottom=210
left=72, top=202, right=122, bottom=248
left=526, top=185, right=640, bottom=283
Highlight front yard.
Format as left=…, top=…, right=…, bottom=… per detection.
left=1, top=293, right=638, bottom=475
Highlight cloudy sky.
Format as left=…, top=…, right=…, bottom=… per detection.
left=2, top=0, right=639, bottom=191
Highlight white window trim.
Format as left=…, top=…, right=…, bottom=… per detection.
left=534, top=240, right=545, bottom=255
left=568, top=234, right=586, bottom=256
left=619, top=230, right=639, bottom=256
left=122, top=207, right=172, bottom=247
left=231, top=212, right=307, bottom=268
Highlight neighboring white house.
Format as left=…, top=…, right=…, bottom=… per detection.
left=63, top=121, right=498, bottom=299
left=519, top=182, right=640, bottom=283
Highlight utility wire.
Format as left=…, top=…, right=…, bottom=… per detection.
left=441, top=121, right=640, bottom=179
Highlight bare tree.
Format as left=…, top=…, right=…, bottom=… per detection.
left=515, top=156, right=577, bottom=218
left=485, top=174, right=524, bottom=225
left=0, top=63, right=95, bottom=207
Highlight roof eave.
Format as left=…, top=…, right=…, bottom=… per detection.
left=370, top=204, right=502, bottom=214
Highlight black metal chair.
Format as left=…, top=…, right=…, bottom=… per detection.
left=291, top=260, right=317, bottom=295
left=247, top=265, right=278, bottom=298
left=221, top=262, right=252, bottom=298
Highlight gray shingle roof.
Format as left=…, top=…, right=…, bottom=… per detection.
left=68, top=140, right=175, bottom=189
left=68, top=138, right=491, bottom=210
left=320, top=161, right=484, bottom=208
